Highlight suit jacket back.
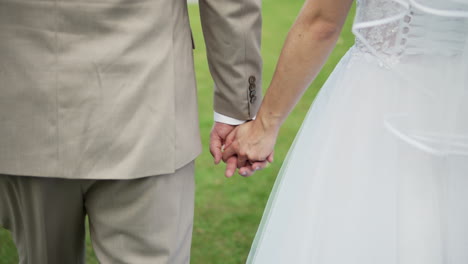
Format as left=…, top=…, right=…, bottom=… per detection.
left=0, top=0, right=262, bottom=179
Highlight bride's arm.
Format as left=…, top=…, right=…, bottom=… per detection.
left=257, top=0, right=353, bottom=132
left=222, top=0, right=354, bottom=176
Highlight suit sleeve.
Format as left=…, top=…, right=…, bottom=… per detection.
left=199, top=0, right=262, bottom=120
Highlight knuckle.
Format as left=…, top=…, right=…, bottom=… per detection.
left=233, top=141, right=240, bottom=149
left=248, top=153, right=259, bottom=161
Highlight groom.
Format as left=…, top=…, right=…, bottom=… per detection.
left=0, top=0, right=261, bottom=263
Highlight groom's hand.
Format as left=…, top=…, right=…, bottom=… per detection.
left=210, top=122, right=236, bottom=164
left=210, top=122, right=264, bottom=177
left=210, top=122, right=239, bottom=177
left=222, top=120, right=275, bottom=176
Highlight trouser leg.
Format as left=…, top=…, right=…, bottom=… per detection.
left=85, top=161, right=195, bottom=264
left=0, top=175, right=86, bottom=264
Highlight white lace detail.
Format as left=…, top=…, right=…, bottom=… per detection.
left=352, top=0, right=468, bottom=68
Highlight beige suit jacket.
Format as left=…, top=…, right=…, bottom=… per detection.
left=0, top=0, right=262, bottom=179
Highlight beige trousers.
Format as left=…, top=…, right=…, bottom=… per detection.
left=0, top=161, right=195, bottom=264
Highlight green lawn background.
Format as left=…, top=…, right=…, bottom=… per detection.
left=0, top=1, right=355, bottom=263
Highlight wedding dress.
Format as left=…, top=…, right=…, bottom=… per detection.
left=247, top=0, right=468, bottom=263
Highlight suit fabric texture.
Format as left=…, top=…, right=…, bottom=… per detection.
left=0, top=162, right=196, bottom=264
left=0, top=0, right=262, bottom=180
left=0, top=0, right=262, bottom=263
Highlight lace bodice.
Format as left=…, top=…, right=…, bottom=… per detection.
left=353, top=0, right=468, bottom=66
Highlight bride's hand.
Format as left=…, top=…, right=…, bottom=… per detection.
left=222, top=119, right=278, bottom=177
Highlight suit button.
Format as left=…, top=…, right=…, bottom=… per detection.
left=250, top=95, right=257, bottom=104
left=249, top=76, right=256, bottom=84
left=249, top=84, right=256, bottom=91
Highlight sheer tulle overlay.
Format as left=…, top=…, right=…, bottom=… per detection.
left=247, top=0, right=468, bottom=263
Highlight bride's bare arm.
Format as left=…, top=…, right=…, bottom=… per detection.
left=222, top=0, right=354, bottom=176
left=258, top=0, right=353, bottom=131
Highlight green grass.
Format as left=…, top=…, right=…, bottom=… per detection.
left=0, top=1, right=355, bottom=263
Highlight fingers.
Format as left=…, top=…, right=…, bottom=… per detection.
left=222, top=144, right=238, bottom=163
left=210, top=123, right=237, bottom=165
left=238, top=166, right=254, bottom=177
left=250, top=160, right=268, bottom=171
left=226, top=158, right=268, bottom=178
left=209, top=134, right=223, bottom=165
left=223, top=143, right=273, bottom=176
left=224, top=156, right=238, bottom=178
left=224, top=144, right=249, bottom=169
left=237, top=154, right=248, bottom=169
left=238, top=160, right=268, bottom=177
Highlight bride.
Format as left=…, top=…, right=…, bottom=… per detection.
left=221, top=0, right=468, bottom=263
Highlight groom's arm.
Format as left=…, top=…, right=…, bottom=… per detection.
left=199, top=0, right=262, bottom=121
left=200, top=0, right=264, bottom=175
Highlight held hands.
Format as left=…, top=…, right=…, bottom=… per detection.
left=209, top=120, right=278, bottom=178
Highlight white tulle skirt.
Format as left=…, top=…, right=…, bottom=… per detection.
left=247, top=48, right=468, bottom=264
